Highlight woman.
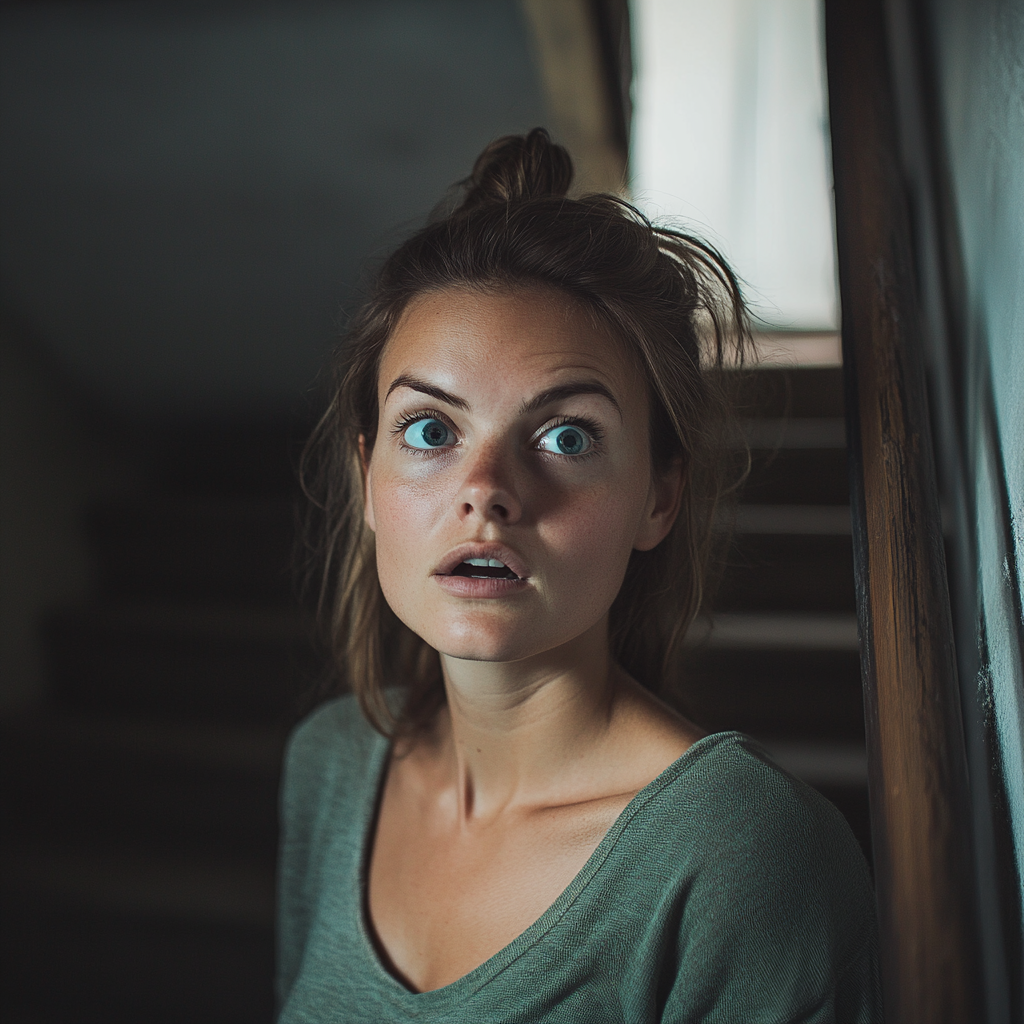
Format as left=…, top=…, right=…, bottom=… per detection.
left=278, top=129, right=880, bottom=1022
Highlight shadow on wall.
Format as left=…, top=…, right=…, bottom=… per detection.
left=0, top=324, right=139, bottom=711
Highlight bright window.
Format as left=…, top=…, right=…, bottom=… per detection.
left=632, top=0, right=837, bottom=332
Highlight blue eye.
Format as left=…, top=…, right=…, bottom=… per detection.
left=403, top=418, right=454, bottom=449
left=536, top=423, right=592, bottom=456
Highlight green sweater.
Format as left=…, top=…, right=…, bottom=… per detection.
left=277, top=696, right=881, bottom=1023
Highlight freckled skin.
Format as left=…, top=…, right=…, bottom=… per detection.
left=362, top=285, right=704, bottom=993
left=365, top=286, right=663, bottom=664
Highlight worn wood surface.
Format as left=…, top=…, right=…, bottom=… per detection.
left=824, top=0, right=983, bottom=1020
left=519, top=0, right=627, bottom=193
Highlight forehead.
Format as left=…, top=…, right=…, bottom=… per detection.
left=378, top=285, right=638, bottom=396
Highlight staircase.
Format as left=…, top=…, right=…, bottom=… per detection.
left=0, top=425, right=314, bottom=1024
left=0, top=364, right=867, bottom=1022
left=679, top=364, right=869, bottom=861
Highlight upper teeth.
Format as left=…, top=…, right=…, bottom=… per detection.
left=465, top=557, right=506, bottom=568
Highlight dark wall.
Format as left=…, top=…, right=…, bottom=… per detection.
left=0, top=1, right=548, bottom=422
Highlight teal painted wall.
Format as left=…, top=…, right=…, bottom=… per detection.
left=900, top=0, right=1024, bottom=1016
left=891, top=0, right=1023, bottom=1014
left=928, top=0, right=1024, bottom=884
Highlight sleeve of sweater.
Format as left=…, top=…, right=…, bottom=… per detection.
left=659, top=742, right=883, bottom=1024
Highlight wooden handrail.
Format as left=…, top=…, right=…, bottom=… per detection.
left=824, top=0, right=983, bottom=1020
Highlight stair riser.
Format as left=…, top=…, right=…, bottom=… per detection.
left=716, top=536, right=855, bottom=612
left=674, top=649, right=864, bottom=741
left=815, top=785, right=872, bottom=867
left=744, top=449, right=850, bottom=505
left=735, top=367, right=845, bottom=419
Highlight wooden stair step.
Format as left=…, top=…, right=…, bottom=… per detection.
left=743, top=447, right=850, bottom=505
left=678, top=612, right=862, bottom=741
left=686, top=611, right=859, bottom=650
left=740, top=416, right=846, bottom=449
left=717, top=530, right=855, bottom=612
left=760, top=739, right=867, bottom=787
left=731, top=504, right=851, bottom=534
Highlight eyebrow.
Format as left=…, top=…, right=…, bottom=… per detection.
left=518, top=380, right=622, bottom=418
left=385, top=375, right=470, bottom=411
left=385, top=374, right=621, bottom=418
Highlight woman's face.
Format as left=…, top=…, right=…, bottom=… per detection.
left=364, top=284, right=681, bottom=666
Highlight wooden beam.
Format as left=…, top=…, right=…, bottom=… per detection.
left=824, top=0, right=984, bottom=1020
left=520, top=0, right=627, bottom=194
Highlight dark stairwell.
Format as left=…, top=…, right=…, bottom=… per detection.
left=0, top=422, right=312, bottom=1024
left=680, top=363, right=869, bottom=863
left=0, top=355, right=870, bottom=1023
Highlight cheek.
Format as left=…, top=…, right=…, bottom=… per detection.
left=369, top=469, right=447, bottom=606
left=540, top=477, right=647, bottom=601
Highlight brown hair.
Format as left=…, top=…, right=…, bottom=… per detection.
left=301, top=128, right=751, bottom=735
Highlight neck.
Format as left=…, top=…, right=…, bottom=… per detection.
left=434, top=619, right=623, bottom=821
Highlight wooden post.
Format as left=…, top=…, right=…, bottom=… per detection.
left=824, top=0, right=983, bottom=1020
left=519, top=0, right=628, bottom=194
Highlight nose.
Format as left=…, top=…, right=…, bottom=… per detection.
left=456, top=442, right=523, bottom=525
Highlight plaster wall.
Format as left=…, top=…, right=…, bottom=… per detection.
left=929, top=0, right=1024, bottom=907
left=887, top=0, right=1024, bottom=1011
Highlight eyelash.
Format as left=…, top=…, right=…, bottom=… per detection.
left=389, top=410, right=604, bottom=458
left=537, top=415, right=604, bottom=458
left=390, top=408, right=454, bottom=453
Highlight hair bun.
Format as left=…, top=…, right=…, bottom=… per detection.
left=460, top=128, right=574, bottom=211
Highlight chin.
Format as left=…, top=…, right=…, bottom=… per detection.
left=426, top=626, right=534, bottom=664
left=412, top=614, right=552, bottom=665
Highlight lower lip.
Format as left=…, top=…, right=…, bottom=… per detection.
left=433, top=574, right=530, bottom=598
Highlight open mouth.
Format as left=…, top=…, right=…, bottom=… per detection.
left=450, top=557, right=520, bottom=580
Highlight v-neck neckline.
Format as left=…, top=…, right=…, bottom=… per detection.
left=349, top=726, right=745, bottom=1011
